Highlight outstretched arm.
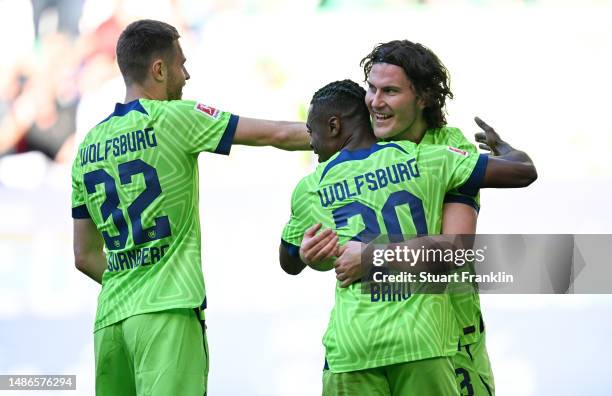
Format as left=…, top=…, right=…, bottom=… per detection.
left=475, top=117, right=538, bottom=188
left=234, top=117, right=310, bottom=150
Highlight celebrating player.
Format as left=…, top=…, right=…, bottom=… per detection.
left=279, top=79, right=536, bottom=395
left=71, top=20, right=309, bottom=395
left=299, top=40, right=508, bottom=395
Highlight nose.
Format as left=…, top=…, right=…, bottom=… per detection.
left=369, top=91, right=383, bottom=109
left=184, top=67, right=191, bottom=81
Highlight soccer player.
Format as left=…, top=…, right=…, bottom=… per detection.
left=279, top=79, right=536, bottom=395
left=300, top=40, right=504, bottom=395
left=71, top=20, right=309, bottom=395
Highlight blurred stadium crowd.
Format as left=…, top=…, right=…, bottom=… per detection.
left=0, top=0, right=585, bottom=169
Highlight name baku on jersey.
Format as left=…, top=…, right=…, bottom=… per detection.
left=80, top=127, right=158, bottom=166
left=317, top=158, right=421, bottom=208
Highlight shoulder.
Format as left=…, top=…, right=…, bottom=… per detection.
left=438, top=126, right=477, bottom=152
left=293, top=172, right=317, bottom=198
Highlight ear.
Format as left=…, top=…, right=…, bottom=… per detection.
left=151, top=58, right=165, bottom=83
left=416, top=95, right=426, bottom=110
left=329, top=115, right=341, bottom=137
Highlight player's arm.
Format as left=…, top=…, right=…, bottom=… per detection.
left=279, top=243, right=307, bottom=275
left=442, top=203, right=477, bottom=234
left=279, top=224, right=338, bottom=274
left=476, top=117, right=537, bottom=187
left=234, top=117, right=310, bottom=150
left=73, top=218, right=106, bottom=284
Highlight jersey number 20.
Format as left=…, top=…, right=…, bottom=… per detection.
left=332, top=190, right=428, bottom=243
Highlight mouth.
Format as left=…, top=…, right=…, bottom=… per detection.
left=372, top=111, right=393, bottom=122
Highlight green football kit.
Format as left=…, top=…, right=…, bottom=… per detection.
left=421, top=128, right=494, bottom=396
left=282, top=138, right=488, bottom=395
left=71, top=99, right=238, bottom=395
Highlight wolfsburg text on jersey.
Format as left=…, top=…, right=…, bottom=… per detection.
left=80, top=127, right=157, bottom=165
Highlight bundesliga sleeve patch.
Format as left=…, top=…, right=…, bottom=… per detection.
left=194, top=103, right=220, bottom=119
left=447, top=146, right=469, bottom=157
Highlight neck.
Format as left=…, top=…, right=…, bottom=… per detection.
left=395, top=116, right=428, bottom=144
left=124, top=84, right=163, bottom=103
left=341, top=127, right=378, bottom=151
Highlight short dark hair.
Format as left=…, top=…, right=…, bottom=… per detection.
left=310, top=79, right=370, bottom=125
left=116, top=19, right=180, bottom=85
left=360, top=40, right=453, bottom=129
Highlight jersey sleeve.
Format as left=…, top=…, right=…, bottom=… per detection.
left=444, top=147, right=488, bottom=197
left=153, top=100, right=239, bottom=155
left=71, top=154, right=90, bottom=219
left=281, top=177, right=313, bottom=258
left=439, top=128, right=482, bottom=212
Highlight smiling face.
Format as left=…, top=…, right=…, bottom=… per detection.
left=365, top=62, right=426, bottom=141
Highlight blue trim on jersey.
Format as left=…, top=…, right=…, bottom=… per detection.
left=444, top=194, right=480, bottom=213
left=463, top=325, right=476, bottom=335
left=72, top=204, right=91, bottom=219
left=281, top=238, right=300, bottom=258
left=215, top=114, right=238, bottom=155
left=319, top=142, right=408, bottom=183
left=458, top=154, right=488, bottom=196
left=98, top=100, right=149, bottom=125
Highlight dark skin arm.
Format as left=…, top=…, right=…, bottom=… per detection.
left=477, top=117, right=538, bottom=187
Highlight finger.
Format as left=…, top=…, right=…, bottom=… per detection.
left=337, top=244, right=349, bottom=257
left=302, top=228, right=333, bottom=250
left=308, top=232, right=336, bottom=259
left=474, top=132, right=486, bottom=142
left=313, top=235, right=339, bottom=262
left=474, top=116, right=494, bottom=133
left=301, top=231, right=334, bottom=262
left=336, top=272, right=348, bottom=282
left=332, top=243, right=341, bottom=257
left=303, top=223, right=322, bottom=238
left=340, top=278, right=353, bottom=288
left=479, top=144, right=491, bottom=151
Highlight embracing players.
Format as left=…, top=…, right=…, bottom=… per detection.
left=280, top=76, right=536, bottom=395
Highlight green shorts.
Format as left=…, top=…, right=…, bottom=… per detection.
left=322, top=357, right=460, bottom=396
left=453, top=334, right=495, bottom=396
left=94, top=308, right=208, bottom=396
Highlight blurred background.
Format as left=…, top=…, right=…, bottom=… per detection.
left=0, top=0, right=611, bottom=395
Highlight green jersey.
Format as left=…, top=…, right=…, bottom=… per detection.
left=281, top=140, right=487, bottom=372
left=71, top=99, right=238, bottom=331
left=420, top=127, right=483, bottom=346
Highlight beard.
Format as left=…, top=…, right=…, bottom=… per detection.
left=166, top=85, right=183, bottom=100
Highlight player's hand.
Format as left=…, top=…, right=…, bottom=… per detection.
left=334, top=241, right=366, bottom=288
left=474, top=116, right=512, bottom=156
left=299, top=223, right=339, bottom=266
